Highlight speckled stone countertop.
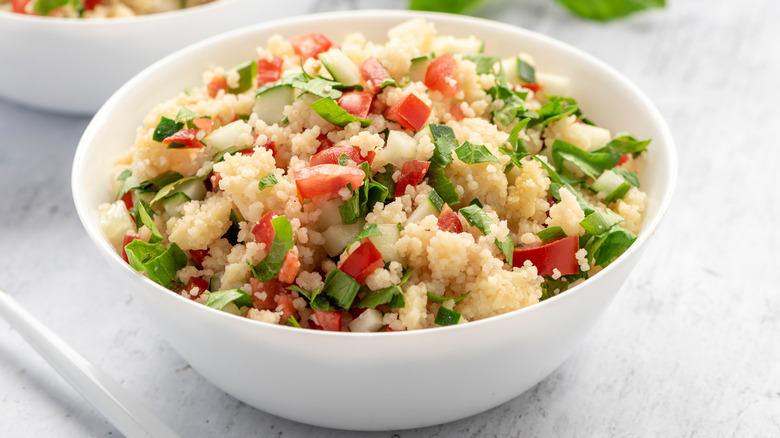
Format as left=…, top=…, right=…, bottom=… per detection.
left=1, top=0, right=778, bottom=436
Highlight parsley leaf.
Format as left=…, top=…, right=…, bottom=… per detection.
left=258, top=174, right=278, bottom=191
left=455, top=141, right=500, bottom=164
left=124, top=240, right=188, bottom=289
left=152, top=117, right=183, bottom=142
left=310, top=97, right=373, bottom=127
left=205, top=289, right=252, bottom=310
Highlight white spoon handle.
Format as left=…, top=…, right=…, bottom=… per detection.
left=0, top=289, right=178, bottom=438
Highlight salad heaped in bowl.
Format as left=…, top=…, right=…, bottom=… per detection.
left=98, top=18, right=651, bottom=332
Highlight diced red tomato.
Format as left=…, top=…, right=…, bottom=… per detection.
left=262, top=140, right=276, bottom=157
left=162, top=128, right=205, bottom=149
left=207, top=76, right=228, bottom=98
left=189, top=249, right=209, bottom=269
left=437, top=205, right=463, bottom=233
left=424, top=53, right=461, bottom=98
left=252, top=211, right=279, bottom=250
left=309, top=145, right=375, bottom=167
left=385, top=93, right=431, bottom=131
left=208, top=171, right=222, bottom=191
left=192, top=117, right=213, bottom=132
left=313, top=310, right=342, bottom=332
left=277, top=249, right=300, bottom=284
left=294, top=164, right=365, bottom=201
left=394, top=160, right=431, bottom=197
left=257, top=56, right=283, bottom=86
left=336, top=91, right=373, bottom=119
left=183, top=277, right=209, bottom=300
left=290, top=33, right=332, bottom=60
left=512, top=235, right=579, bottom=276
left=250, top=278, right=287, bottom=311
left=275, top=295, right=296, bottom=323
left=120, top=190, right=134, bottom=211
left=121, top=233, right=141, bottom=263
left=450, top=103, right=465, bottom=121
left=315, top=134, right=333, bottom=153
left=83, top=0, right=104, bottom=11
left=339, top=240, right=384, bottom=284
left=358, top=57, right=393, bottom=93
left=524, top=83, right=542, bottom=93
left=238, top=147, right=255, bottom=156
left=617, top=154, right=631, bottom=166
left=11, top=0, right=31, bottom=13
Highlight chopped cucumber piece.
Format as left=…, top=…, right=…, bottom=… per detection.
left=407, top=195, right=440, bottom=224
left=592, top=169, right=625, bottom=194
left=536, top=72, right=571, bottom=96
left=579, top=124, right=612, bottom=151
left=434, top=307, right=462, bottom=326
left=318, top=48, right=361, bottom=86
left=384, top=130, right=418, bottom=167
left=408, top=54, right=432, bottom=83
left=254, top=84, right=295, bottom=125
left=368, top=223, right=402, bottom=263
left=348, top=308, right=384, bottom=332
left=176, top=178, right=207, bottom=202
left=500, top=57, right=523, bottom=87
left=202, top=120, right=252, bottom=152
left=161, top=191, right=190, bottom=217
left=321, top=220, right=366, bottom=257
left=99, top=200, right=135, bottom=252
left=317, top=198, right=346, bottom=231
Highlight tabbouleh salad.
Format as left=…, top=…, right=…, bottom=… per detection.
left=98, top=19, right=650, bottom=332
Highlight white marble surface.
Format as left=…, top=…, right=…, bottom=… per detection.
left=1, top=0, right=779, bottom=436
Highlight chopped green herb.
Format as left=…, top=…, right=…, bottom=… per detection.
left=604, top=183, right=632, bottom=203
left=496, top=235, right=514, bottom=265
left=580, top=209, right=624, bottom=236
left=337, top=153, right=354, bottom=166
left=434, top=307, right=462, bottom=326
left=468, top=198, right=483, bottom=208
left=459, top=204, right=494, bottom=235
left=286, top=315, right=302, bottom=328
left=258, top=174, right=278, bottom=191
left=428, top=124, right=458, bottom=167
left=427, top=291, right=470, bottom=304
left=289, top=284, right=333, bottom=311
left=487, top=85, right=528, bottom=126
left=516, top=58, right=536, bottom=83
left=249, top=216, right=294, bottom=282
left=124, top=240, right=187, bottom=288
left=310, top=97, right=373, bottom=127
left=150, top=175, right=204, bottom=205
left=228, top=60, right=257, bottom=94
left=455, top=141, right=500, bottom=164
left=142, top=171, right=184, bottom=191
left=551, top=139, right=618, bottom=179
left=33, top=0, right=69, bottom=16
left=595, top=133, right=651, bottom=157
left=136, top=200, right=162, bottom=244
left=425, top=166, right=460, bottom=206
left=463, top=54, right=500, bottom=75
left=152, top=117, right=183, bottom=142
left=357, top=285, right=401, bottom=309
left=346, top=224, right=383, bottom=251
left=206, top=289, right=252, bottom=310
left=613, top=168, right=640, bottom=188
left=537, top=226, right=567, bottom=242
left=586, top=226, right=637, bottom=267
left=322, top=269, right=360, bottom=309
left=213, top=145, right=254, bottom=163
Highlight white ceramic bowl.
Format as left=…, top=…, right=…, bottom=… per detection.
left=0, top=0, right=270, bottom=114
left=72, top=10, right=676, bottom=431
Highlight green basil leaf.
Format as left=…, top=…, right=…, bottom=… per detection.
left=289, top=284, right=333, bottom=311
left=588, top=226, right=637, bottom=267
left=206, top=289, right=251, bottom=310
left=228, top=60, right=257, bottom=94
left=434, top=307, right=462, bottom=326
left=427, top=291, right=470, bottom=304
left=580, top=209, right=624, bottom=236
left=556, top=0, right=665, bottom=21
left=613, top=168, right=640, bottom=188
left=152, top=117, right=184, bottom=142
left=549, top=182, right=595, bottom=215
left=293, top=76, right=344, bottom=99
left=595, top=134, right=651, bottom=157
left=516, top=58, right=536, bottom=83
left=428, top=124, right=459, bottom=167
left=32, top=0, right=68, bottom=15
left=125, top=240, right=187, bottom=288
left=346, top=224, right=383, bottom=251
left=136, top=200, right=162, bottom=244
left=463, top=54, right=500, bottom=75
left=310, top=97, right=372, bottom=128
left=373, top=165, right=396, bottom=200
left=605, top=182, right=632, bottom=203
left=322, top=269, right=360, bottom=309
left=117, top=169, right=132, bottom=181
left=141, top=171, right=184, bottom=191
left=426, top=166, right=460, bottom=207
left=388, top=291, right=406, bottom=309
left=357, top=285, right=400, bottom=309
left=537, top=226, right=567, bottom=242
left=258, top=174, right=278, bottom=191
left=459, top=204, right=494, bottom=235
left=455, top=141, right=500, bottom=164
left=468, top=198, right=483, bottom=208
left=496, top=235, right=514, bottom=266
left=249, top=215, right=294, bottom=282
left=551, top=139, right=619, bottom=179
left=488, top=85, right=528, bottom=126
left=116, top=174, right=140, bottom=201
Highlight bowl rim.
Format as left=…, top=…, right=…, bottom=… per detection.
left=0, top=0, right=250, bottom=25
left=72, top=9, right=678, bottom=339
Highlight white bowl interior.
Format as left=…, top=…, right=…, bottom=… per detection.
left=72, top=10, right=676, bottom=430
